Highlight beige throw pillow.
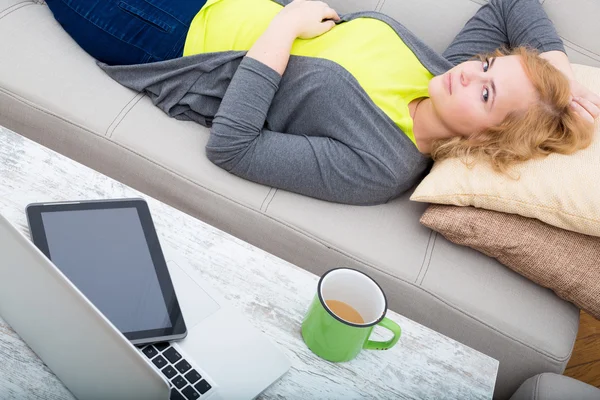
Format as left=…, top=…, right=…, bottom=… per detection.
left=420, top=205, right=600, bottom=320
left=411, top=64, right=600, bottom=237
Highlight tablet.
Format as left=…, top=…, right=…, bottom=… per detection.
left=26, top=198, right=186, bottom=345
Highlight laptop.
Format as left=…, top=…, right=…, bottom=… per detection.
left=0, top=212, right=290, bottom=399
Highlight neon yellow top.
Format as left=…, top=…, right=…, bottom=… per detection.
left=183, top=0, right=432, bottom=144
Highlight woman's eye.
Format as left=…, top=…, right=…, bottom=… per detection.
left=482, top=87, right=489, bottom=103
left=483, top=59, right=490, bottom=72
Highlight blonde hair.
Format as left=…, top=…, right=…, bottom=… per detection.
left=431, top=47, right=595, bottom=174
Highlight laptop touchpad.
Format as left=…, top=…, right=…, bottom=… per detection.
left=167, top=261, right=220, bottom=328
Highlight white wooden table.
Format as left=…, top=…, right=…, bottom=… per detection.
left=0, top=126, right=498, bottom=399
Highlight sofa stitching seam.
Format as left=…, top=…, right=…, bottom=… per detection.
left=264, top=189, right=278, bottom=213
left=418, top=231, right=436, bottom=286
left=415, top=230, right=434, bottom=284
left=561, top=37, right=600, bottom=60
left=0, top=86, right=573, bottom=364
left=259, top=188, right=270, bottom=212
left=466, top=0, right=487, bottom=6
left=374, top=0, right=385, bottom=12
left=260, top=188, right=274, bottom=212
left=0, top=2, right=33, bottom=20
left=533, top=374, right=541, bottom=400
left=0, top=87, right=105, bottom=139
left=106, top=93, right=146, bottom=138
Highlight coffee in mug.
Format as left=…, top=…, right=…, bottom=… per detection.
left=302, top=268, right=401, bottom=362
left=324, top=300, right=364, bottom=324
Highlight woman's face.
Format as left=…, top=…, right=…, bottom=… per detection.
left=428, top=55, right=537, bottom=137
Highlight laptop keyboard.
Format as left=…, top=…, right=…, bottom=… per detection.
left=140, top=342, right=214, bottom=400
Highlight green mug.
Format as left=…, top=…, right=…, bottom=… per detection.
left=301, top=268, right=401, bottom=362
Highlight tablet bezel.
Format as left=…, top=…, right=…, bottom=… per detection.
left=26, top=198, right=187, bottom=345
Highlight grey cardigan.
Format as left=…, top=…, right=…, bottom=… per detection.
left=99, top=0, right=564, bottom=205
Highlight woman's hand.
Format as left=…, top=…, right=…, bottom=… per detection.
left=246, top=0, right=339, bottom=76
left=271, top=0, right=340, bottom=40
left=570, top=79, right=600, bottom=124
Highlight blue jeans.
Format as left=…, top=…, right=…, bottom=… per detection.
left=46, top=0, right=207, bottom=65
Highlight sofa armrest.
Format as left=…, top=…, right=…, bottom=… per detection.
left=510, top=373, right=600, bottom=400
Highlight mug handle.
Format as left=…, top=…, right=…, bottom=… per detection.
left=363, top=317, right=401, bottom=351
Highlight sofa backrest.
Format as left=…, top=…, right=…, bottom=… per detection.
left=326, top=0, right=600, bottom=68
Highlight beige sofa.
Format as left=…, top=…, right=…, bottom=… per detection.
left=1, top=0, right=599, bottom=398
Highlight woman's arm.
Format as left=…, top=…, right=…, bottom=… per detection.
left=482, top=0, right=599, bottom=122
left=540, top=50, right=574, bottom=80
left=206, top=57, right=401, bottom=205
left=246, top=0, right=339, bottom=75
left=492, top=0, right=599, bottom=122
left=444, top=0, right=566, bottom=65
left=205, top=1, right=403, bottom=204
left=541, top=50, right=600, bottom=124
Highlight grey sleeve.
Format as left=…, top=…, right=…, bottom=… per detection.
left=443, top=0, right=565, bottom=65
left=206, top=57, right=400, bottom=205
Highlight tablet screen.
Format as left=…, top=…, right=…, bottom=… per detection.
left=27, top=199, right=186, bottom=345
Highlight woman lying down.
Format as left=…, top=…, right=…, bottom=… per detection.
left=46, top=0, right=600, bottom=205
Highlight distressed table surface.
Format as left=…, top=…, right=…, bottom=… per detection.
left=0, top=126, right=498, bottom=400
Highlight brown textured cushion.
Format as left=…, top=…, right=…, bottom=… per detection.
left=420, top=205, right=600, bottom=320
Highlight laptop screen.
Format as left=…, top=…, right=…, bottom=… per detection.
left=27, top=199, right=187, bottom=344
left=40, top=208, right=172, bottom=334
